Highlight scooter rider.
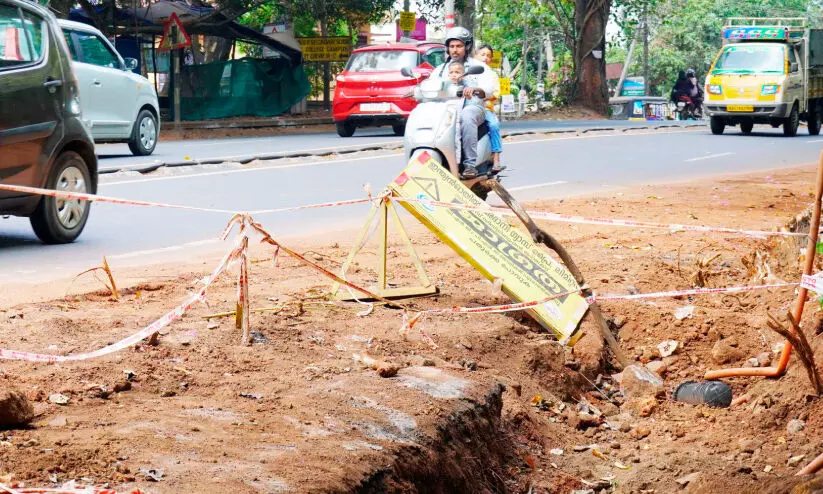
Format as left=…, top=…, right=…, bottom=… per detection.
left=432, top=26, right=496, bottom=179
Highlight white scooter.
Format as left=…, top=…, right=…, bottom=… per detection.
left=399, top=65, right=501, bottom=199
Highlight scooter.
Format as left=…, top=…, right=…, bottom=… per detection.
left=400, top=65, right=501, bottom=199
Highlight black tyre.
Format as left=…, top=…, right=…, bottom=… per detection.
left=809, top=107, right=821, bottom=136
left=336, top=121, right=355, bottom=137
left=128, top=109, right=158, bottom=156
left=784, top=104, right=799, bottom=137
left=392, top=123, right=406, bottom=136
left=30, top=151, right=92, bottom=244
left=740, top=121, right=754, bottom=134
left=710, top=116, right=725, bottom=135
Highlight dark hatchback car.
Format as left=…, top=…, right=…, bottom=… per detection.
left=0, top=0, right=97, bottom=244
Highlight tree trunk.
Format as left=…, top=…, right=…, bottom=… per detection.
left=572, top=0, right=609, bottom=114
left=455, top=0, right=475, bottom=33
left=49, top=0, right=73, bottom=19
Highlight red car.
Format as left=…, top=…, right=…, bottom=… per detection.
left=333, top=42, right=446, bottom=137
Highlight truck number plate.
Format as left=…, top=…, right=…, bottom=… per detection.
left=727, top=105, right=754, bottom=112
left=361, top=103, right=391, bottom=112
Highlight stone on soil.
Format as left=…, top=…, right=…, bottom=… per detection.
left=0, top=388, right=34, bottom=427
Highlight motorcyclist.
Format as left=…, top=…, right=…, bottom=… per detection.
left=432, top=26, right=496, bottom=179
left=686, top=68, right=704, bottom=114
left=671, top=70, right=691, bottom=103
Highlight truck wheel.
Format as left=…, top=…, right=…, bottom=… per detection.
left=809, top=108, right=821, bottom=136
left=784, top=105, right=799, bottom=137
left=740, top=121, right=754, bottom=134
left=710, top=117, right=725, bottom=135
left=336, top=122, right=355, bottom=137
left=30, top=151, right=92, bottom=244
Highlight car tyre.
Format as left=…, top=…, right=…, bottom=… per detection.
left=710, top=116, right=725, bottom=135
left=784, top=104, right=799, bottom=137
left=30, top=151, right=92, bottom=244
left=740, top=121, right=754, bottom=134
left=128, top=109, right=158, bottom=156
left=392, top=123, right=406, bottom=136
left=336, top=122, right=355, bottom=137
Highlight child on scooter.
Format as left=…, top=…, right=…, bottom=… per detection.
left=474, top=44, right=504, bottom=172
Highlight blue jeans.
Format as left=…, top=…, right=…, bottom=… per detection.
left=484, top=109, right=502, bottom=153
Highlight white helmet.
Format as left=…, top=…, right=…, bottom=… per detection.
left=444, top=26, right=473, bottom=54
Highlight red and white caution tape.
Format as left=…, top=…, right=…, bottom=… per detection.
left=393, top=196, right=812, bottom=238
left=588, top=281, right=797, bottom=303
left=0, top=234, right=246, bottom=363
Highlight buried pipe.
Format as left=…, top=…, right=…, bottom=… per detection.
left=797, top=450, right=823, bottom=476
left=705, top=151, right=823, bottom=381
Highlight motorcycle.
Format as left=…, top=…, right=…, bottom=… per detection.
left=399, top=65, right=501, bottom=199
left=671, top=92, right=703, bottom=121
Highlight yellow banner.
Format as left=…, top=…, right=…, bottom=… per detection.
left=399, top=11, right=416, bottom=32
left=297, top=36, right=351, bottom=62
left=390, top=152, right=589, bottom=343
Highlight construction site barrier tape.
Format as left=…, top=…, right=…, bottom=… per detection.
left=392, top=196, right=815, bottom=238
left=0, top=233, right=247, bottom=363
left=0, top=183, right=371, bottom=217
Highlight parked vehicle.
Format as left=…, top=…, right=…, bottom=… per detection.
left=58, top=19, right=160, bottom=155
left=705, top=18, right=823, bottom=136
left=333, top=41, right=446, bottom=137
left=400, top=65, right=501, bottom=199
left=0, top=0, right=97, bottom=243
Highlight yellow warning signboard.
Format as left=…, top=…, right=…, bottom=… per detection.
left=297, top=36, right=351, bottom=62
left=399, top=11, right=416, bottom=32
left=489, top=50, right=502, bottom=69
left=390, top=152, right=589, bottom=343
left=499, top=77, right=511, bottom=95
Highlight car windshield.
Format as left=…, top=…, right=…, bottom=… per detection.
left=346, top=50, right=418, bottom=72
left=712, top=44, right=785, bottom=74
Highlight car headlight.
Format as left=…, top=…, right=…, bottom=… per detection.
left=761, top=84, right=779, bottom=95
left=708, top=84, right=722, bottom=95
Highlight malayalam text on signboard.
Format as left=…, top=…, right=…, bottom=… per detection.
left=297, top=37, right=351, bottom=62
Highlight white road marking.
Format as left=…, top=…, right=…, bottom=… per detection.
left=807, top=139, right=823, bottom=143
left=106, top=238, right=221, bottom=261
left=684, top=152, right=735, bottom=162
left=507, top=180, right=568, bottom=192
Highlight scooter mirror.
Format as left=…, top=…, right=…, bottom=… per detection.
left=465, top=65, right=485, bottom=75
left=400, top=67, right=415, bottom=78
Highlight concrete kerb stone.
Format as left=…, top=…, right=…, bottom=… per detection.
left=99, top=123, right=700, bottom=176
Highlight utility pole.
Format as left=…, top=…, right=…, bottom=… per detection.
left=321, top=17, right=330, bottom=111
left=642, top=2, right=649, bottom=96
left=615, top=38, right=636, bottom=97
left=521, top=25, right=529, bottom=90
left=445, top=0, right=455, bottom=29
left=402, top=0, right=411, bottom=39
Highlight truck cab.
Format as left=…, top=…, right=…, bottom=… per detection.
left=704, top=18, right=822, bottom=136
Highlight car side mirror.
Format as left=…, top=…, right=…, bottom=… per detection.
left=466, top=65, right=484, bottom=75
left=124, top=58, right=138, bottom=71
left=790, top=62, right=799, bottom=73
left=400, top=67, right=415, bottom=78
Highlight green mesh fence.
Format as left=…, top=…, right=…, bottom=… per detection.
left=179, top=58, right=311, bottom=121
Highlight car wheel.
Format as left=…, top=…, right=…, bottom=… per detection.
left=128, top=109, right=158, bottom=156
left=809, top=107, right=821, bottom=136
left=392, top=123, right=406, bottom=136
left=30, top=151, right=92, bottom=244
left=740, top=121, right=754, bottom=134
left=784, top=104, right=799, bottom=137
left=710, top=116, right=725, bottom=135
left=336, top=122, right=355, bottom=137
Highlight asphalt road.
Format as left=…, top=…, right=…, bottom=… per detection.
left=96, top=119, right=693, bottom=171
left=3, top=123, right=822, bottom=283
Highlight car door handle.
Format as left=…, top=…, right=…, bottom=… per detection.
left=92, top=80, right=102, bottom=86
left=43, top=79, right=63, bottom=88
